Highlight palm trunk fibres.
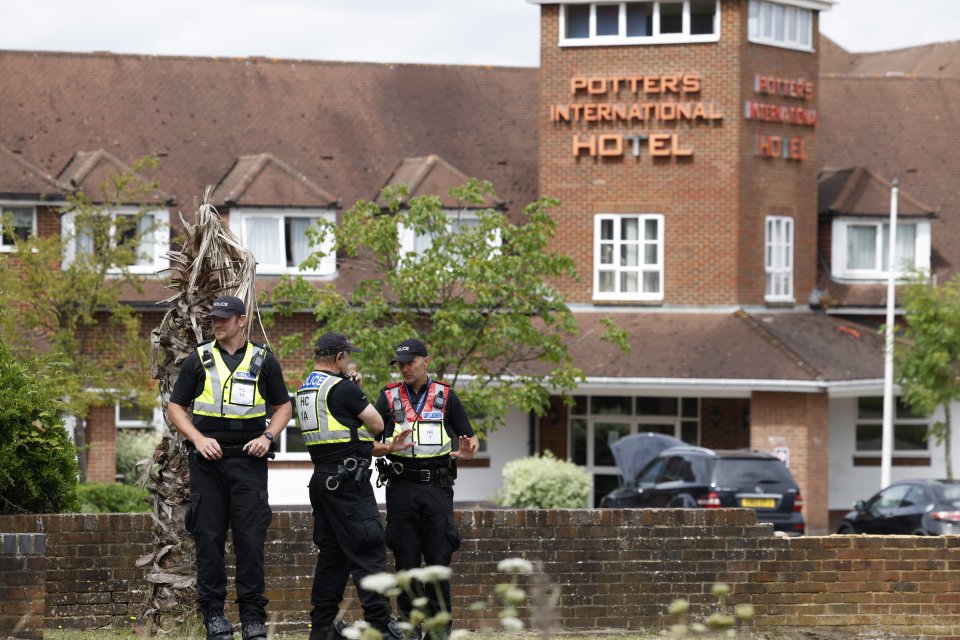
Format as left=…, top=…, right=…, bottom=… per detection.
left=139, top=186, right=262, bottom=630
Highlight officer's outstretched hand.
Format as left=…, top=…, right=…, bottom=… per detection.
left=389, top=429, right=415, bottom=453
left=194, top=435, right=223, bottom=460
left=450, top=435, right=477, bottom=460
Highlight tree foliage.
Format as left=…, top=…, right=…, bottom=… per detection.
left=0, top=156, right=162, bottom=479
left=896, top=274, right=960, bottom=479
left=270, top=179, right=627, bottom=433
left=0, top=338, right=79, bottom=514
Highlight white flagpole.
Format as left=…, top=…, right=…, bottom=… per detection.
left=881, top=178, right=899, bottom=490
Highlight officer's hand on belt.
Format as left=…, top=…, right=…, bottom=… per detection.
left=389, top=429, right=414, bottom=453
left=450, top=435, right=477, bottom=461
left=194, top=435, right=223, bottom=460
left=243, top=434, right=272, bottom=458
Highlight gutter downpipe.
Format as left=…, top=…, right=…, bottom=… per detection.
left=881, top=178, right=899, bottom=490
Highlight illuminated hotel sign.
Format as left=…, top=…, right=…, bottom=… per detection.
left=551, top=73, right=721, bottom=159
left=747, top=74, right=817, bottom=161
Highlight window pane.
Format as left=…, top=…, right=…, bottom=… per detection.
left=856, top=424, right=882, bottom=451
left=596, top=4, right=620, bottom=35
left=644, top=243, right=658, bottom=265
left=571, top=418, right=588, bottom=465
left=593, top=396, right=633, bottom=415
left=601, top=218, right=614, bottom=240
left=636, top=397, right=678, bottom=416
left=621, top=244, right=639, bottom=267
left=600, top=243, right=614, bottom=264
left=285, top=424, right=308, bottom=453
left=2, top=206, right=33, bottom=243
left=681, top=420, right=699, bottom=444
left=644, top=218, right=658, bottom=240
left=621, top=271, right=638, bottom=292
left=785, top=6, right=798, bottom=42
left=622, top=217, right=639, bottom=240
left=599, top=270, right=615, bottom=292
left=690, top=0, right=716, bottom=35
left=573, top=396, right=588, bottom=415
left=643, top=271, right=660, bottom=293
left=660, top=1, right=683, bottom=34
left=594, top=422, right=631, bottom=465
left=286, top=217, right=313, bottom=267
left=748, top=0, right=759, bottom=37
left=847, top=225, right=877, bottom=270
left=773, top=3, right=785, bottom=40
left=682, top=398, right=699, bottom=418
left=626, top=2, right=653, bottom=36
left=761, top=1, right=773, bottom=38
left=896, top=397, right=925, bottom=420
left=894, top=425, right=928, bottom=451
left=245, top=217, right=285, bottom=265
left=882, top=223, right=917, bottom=271
left=858, top=396, right=883, bottom=420
left=566, top=4, right=590, bottom=38
left=798, top=9, right=811, bottom=46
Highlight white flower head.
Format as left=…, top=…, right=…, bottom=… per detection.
left=341, top=625, right=363, bottom=640
left=413, top=597, right=429, bottom=609
left=497, top=558, right=534, bottom=575
left=360, top=572, right=398, bottom=595
left=501, top=617, right=525, bottom=633
left=419, top=565, right=453, bottom=582
left=449, top=630, right=472, bottom=640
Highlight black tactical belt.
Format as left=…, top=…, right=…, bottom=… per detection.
left=398, top=467, right=449, bottom=483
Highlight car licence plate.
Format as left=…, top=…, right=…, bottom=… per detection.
left=740, top=498, right=776, bottom=508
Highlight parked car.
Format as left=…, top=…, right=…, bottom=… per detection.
left=836, top=479, right=960, bottom=535
left=599, top=443, right=805, bottom=536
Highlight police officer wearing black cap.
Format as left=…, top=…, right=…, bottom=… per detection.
left=168, top=295, right=292, bottom=640
left=297, top=332, right=412, bottom=640
left=373, top=339, right=478, bottom=636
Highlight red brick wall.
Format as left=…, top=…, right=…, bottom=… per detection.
left=86, top=405, right=117, bottom=483
left=538, top=1, right=819, bottom=307
left=700, top=398, right=750, bottom=449
left=3, top=511, right=960, bottom=637
left=0, top=533, right=46, bottom=640
left=751, top=391, right=829, bottom=534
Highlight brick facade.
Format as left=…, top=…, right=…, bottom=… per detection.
left=751, top=391, right=830, bottom=534
left=0, top=533, right=47, bottom=640
left=2, top=511, right=959, bottom=637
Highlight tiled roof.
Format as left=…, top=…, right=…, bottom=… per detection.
left=376, top=155, right=504, bottom=208
left=818, top=166, right=935, bottom=218
left=217, top=153, right=338, bottom=208
left=0, top=143, right=68, bottom=199
left=58, top=149, right=173, bottom=204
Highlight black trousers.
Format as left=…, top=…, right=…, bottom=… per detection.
left=385, top=478, right=461, bottom=621
left=186, top=450, right=272, bottom=623
left=308, top=471, right=392, bottom=633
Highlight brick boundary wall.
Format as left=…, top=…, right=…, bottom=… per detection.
left=2, top=510, right=959, bottom=638
left=0, top=533, right=47, bottom=639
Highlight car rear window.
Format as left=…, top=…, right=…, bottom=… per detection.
left=940, top=485, right=960, bottom=507
left=713, top=459, right=796, bottom=487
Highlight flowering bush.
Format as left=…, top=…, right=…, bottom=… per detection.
left=496, top=451, right=591, bottom=508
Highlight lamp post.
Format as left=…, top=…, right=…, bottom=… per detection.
left=881, top=178, right=899, bottom=490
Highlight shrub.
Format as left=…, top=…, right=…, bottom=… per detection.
left=496, top=451, right=591, bottom=508
left=0, top=339, right=80, bottom=514
left=76, top=482, right=151, bottom=513
left=116, top=429, right=161, bottom=484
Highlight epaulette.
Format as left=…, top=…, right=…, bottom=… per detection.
left=250, top=341, right=271, bottom=352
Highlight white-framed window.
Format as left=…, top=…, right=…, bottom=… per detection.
left=560, top=0, right=719, bottom=46
left=0, top=203, right=37, bottom=252
left=61, top=206, right=170, bottom=274
left=398, top=209, right=500, bottom=263
left=569, top=395, right=700, bottom=506
left=594, top=214, right=664, bottom=301
left=229, top=208, right=336, bottom=276
left=855, top=396, right=929, bottom=458
left=748, top=0, right=813, bottom=51
left=831, top=218, right=931, bottom=281
left=115, top=400, right=160, bottom=429
left=765, top=216, right=794, bottom=302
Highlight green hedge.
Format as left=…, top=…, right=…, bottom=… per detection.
left=496, top=450, right=592, bottom=509
left=77, top=482, right=151, bottom=513
left=0, top=340, right=79, bottom=514
left=116, top=429, right=161, bottom=484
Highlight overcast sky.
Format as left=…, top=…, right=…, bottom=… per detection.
left=0, top=0, right=958, bottom=66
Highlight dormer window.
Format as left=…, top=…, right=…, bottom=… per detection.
left=748, top=0, right=813, bottom=52
left=230, top=208, right=337, bottom=276
left=61, top=207, right=170, bottom=275
left=398, top=209, right=501, bottom=265
left=560, top=1, right=719, bottom=46
left=831, top=219, right=931, bottom=281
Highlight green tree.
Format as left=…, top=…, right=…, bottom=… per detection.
left=896, top=274, right=960, bottom=479
left=270, top=179, right=628, bottom=432
left=0, top=156, right=162, bottom=480
left=0, top=338, right=80, bottom=514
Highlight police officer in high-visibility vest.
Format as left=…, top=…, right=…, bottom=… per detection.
left=373, top=339, right=478, bottom=638
left=168, top=295, right=292, bottom=640
left=297, top=332, right=412, bottom=640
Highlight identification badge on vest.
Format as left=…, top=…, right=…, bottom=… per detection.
left=418, top=422, right=443, bottom=445
left=230, top=379, right=256, bottom=406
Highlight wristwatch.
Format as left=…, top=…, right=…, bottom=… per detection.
left=262, top=431, right=274, bottom=441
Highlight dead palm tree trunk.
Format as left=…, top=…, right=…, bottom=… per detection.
left=138, top=186, right=263, bottom=631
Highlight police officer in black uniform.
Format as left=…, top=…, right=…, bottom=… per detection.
left=297, top=333, right=412, bottom=640
left=168, top=295, right=292, bottom=640
left=374, top=339, right=478, bottom=637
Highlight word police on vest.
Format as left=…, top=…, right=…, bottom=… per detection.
left=390, top=338, right=428, bottom=365
left=208, top=295, right=246, bottom=318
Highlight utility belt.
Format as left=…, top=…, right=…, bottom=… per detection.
left=314, top=457, right=371, bottom=491
left=375, top=458, right=456, bottom=488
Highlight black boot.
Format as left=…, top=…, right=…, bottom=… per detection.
left=241, top=620, right=267, bottom=640
left=204, top=610, right=234, bottom=640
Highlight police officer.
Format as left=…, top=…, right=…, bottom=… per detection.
left=168, top=295, right=292, bottom=640
left=297, top=332, right=412, bottom=640
left=374, top=339, right=478, bottom=637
